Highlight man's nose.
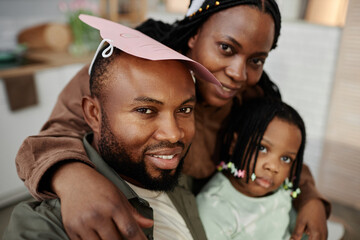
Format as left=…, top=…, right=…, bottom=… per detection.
left=225, top=57, right=247, bottom=83
left=154, top=114, right=184, bottom=143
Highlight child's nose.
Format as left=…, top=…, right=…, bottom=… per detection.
left=263, top=156, right=279, bottom=174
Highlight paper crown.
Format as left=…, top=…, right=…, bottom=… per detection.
left=79, top=14, right=220, bottom=86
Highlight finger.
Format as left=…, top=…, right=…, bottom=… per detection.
left=66, top=232, right=81, bottom=240
left=113, top=212, right=149, bottom=240
left=66, top=228, right=100, bottom=240
left=65, top=220, right=101, bottom=240
left=306, top=228, right=322, bottom=240
left=291, top=220, right=306, bottom=240
left=132, top=210, right=154, bottom=229
left=64, top=226, right=81, bottom=240
left=95, top=219, right=122, bottom=240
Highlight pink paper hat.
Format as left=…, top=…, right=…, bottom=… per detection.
left=79, top=14, right=220, bottom=86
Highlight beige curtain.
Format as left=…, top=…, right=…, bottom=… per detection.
left=318, top=0, right=360, bottom=209
left=305, top=0, right=348, bottom=26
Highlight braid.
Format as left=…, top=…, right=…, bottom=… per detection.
left=136, top=0, right=281, bottom=53
left=220, top=97, right=306, bottom=189
left=135, top=19, right=173, bottom=42
left=135, top=0, right=282, bottom=98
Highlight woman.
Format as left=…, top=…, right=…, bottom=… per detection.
left=16, top=0, right=329, bottom=239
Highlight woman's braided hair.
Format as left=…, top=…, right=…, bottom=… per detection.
left=136, top=0, right=281, bottom=54
left=136, top=0, right=282, bottom=99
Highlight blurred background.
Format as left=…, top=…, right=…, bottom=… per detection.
left=0, top=0, right=359, bottom=239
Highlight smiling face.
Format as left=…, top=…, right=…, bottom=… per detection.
left=229, top=117, right=302, bottom=197
left=83, top=53, right=196, bottom=190
left=186, top=5, right=275, bottom=107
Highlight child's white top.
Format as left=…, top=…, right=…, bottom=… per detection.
left=196, top=172, right=292, bottom=240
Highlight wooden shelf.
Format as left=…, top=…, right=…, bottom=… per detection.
left=0, top=50, right=93, bottom=79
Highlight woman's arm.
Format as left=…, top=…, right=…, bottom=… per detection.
left=291, top=164, right=330, bottom=240
left=16, top=65, right=93, bottom=199
left=294, top=164, right=331, bottom=217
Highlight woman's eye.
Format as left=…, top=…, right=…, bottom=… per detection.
left=179, top=107, right=193, bottom=114
left=250, top=58, right=265, bottom=66
left=219, top=43, right=233, bottom=55
left=136, top=108, right=153, bottom=114
left=281, top=156, right=292, bottom=163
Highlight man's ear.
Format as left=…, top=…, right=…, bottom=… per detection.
left=82, top=96, right=101, bottom=135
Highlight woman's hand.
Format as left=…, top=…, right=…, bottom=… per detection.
left=52, top=162, right=153, bottom=240
left=290, top=199, right=328, bottom=240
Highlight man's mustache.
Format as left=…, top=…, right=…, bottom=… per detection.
left=144, top=141, right=185, bottom=152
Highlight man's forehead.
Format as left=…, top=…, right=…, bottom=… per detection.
left=108, top=58, right=195, bottom=98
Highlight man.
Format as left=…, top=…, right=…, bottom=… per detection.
left=3, top=15, right=219, bottom=240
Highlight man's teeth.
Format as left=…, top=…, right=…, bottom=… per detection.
left=153, top=154, right=175, bottom=160
left=222, top=86, right=232, bottom=92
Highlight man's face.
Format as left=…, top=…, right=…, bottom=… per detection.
left=96, top=55, right=196, bottom=191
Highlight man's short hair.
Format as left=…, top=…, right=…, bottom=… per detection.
left=89, top=46, right=122, bottom=99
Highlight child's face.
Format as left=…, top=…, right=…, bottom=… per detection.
left=232, top=117, right=302, bottom=198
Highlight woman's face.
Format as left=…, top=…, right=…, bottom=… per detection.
left=187, top=5, right=275, bottom=107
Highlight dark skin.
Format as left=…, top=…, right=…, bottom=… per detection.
left=186, top=6, right=327, bottom=239
left=51, top=5, right=328, bottom=240
left=53, top=54, right=196, bottom=240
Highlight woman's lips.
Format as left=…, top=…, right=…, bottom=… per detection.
left=215, top=83, right=242, bottom=99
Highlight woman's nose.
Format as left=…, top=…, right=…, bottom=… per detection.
left=225, top=58, right=247, bottom=83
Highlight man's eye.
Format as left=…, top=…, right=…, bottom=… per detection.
left=179, top=107, right=193, bottom=114
left=136, top=108, right=153, bottom=114
left=281, top=156, right=292, bottom=163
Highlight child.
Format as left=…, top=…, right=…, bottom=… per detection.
left=196, top=97, right=306, bottom=240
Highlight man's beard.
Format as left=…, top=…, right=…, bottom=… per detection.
left=98, top=114, right=186, bottom=191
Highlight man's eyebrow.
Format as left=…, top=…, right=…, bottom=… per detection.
left=133, top=95, right=196, bottom=105
left=225, top=35, right=269, bottom=57
left=134, top=97, right=163, bottom=105
left=182, top=95, right=196, bottom=105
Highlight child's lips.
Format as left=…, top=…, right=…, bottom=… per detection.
left=255, top=177, right=273, bottom=189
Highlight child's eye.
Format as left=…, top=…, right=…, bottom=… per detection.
left=281, top=156, right=292, bottom=163
left=258, top=145, right=267, bottom=153
left=136, top=108, right=154, bottom=114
